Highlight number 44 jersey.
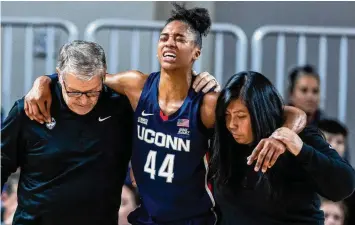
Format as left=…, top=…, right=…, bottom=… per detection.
left=131, top=72, right=215, bottom=222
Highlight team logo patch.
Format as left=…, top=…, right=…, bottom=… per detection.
left=138, top=117, right=148, bottom=125
left=178, top=128, right=190, bottom=135
left=45, top=117, right=56, bottom=130
left=177, top=119, right=189, bottom=128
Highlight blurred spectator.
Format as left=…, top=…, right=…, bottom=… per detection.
left=288, top=64, right=326, bottom=125
left=119, top=183, right=140, bottom=225
left=321, top=198, right=346, bottom=225
left=318, top=119, right=354, bottom=225
left=1, top=170, right=20, bottom=225
left=318, top=119, right=348, bottom=158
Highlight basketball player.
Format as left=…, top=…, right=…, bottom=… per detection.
left=24, top=3, right=306, bottom=224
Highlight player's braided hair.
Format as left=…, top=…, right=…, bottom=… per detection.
left=166, top=3, right=211, bottom=49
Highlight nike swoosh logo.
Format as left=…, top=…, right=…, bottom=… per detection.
left=142, top=110, right=154, bottom=116
left=98, top=116, right=112, bottom=122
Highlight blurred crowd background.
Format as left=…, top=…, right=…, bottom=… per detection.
left=1, top=1, right=355, bottom=225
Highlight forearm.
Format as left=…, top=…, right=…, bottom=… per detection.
left=104, top=73, right=125, bottom=94
left=282, top=106, right=306, bottom=134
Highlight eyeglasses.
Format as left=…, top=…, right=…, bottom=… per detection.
left=61, top=79, right=102, bottom=98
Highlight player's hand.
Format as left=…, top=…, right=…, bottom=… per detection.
left=247, top=138, right=286, bottom=173
left=271, top=127, right=304, bottom=156
left=24, top=76, right=52, bottom=124
left=192, top=71, right=221, bottom=93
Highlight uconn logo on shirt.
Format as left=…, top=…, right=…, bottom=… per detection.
left=137, top=125, right=191, bottom=183
left=137, top=125, right=190, bottom=152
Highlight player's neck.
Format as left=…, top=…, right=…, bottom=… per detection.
left=159, top=68, right=192, bottom=101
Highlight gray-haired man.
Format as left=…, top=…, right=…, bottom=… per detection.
left=1, top=40, right=133, bottom=225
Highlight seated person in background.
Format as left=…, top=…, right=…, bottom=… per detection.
left=1, top=171, right=20, bottom=225
left=318, top=119, right=348, bottom=158
left=321, top=197, right=346, bottom=225
left=318, top=119, right=355, bottom=225
left=119, top=183, right=140, bottom=225
left=288, top=64, right=326, bottom=126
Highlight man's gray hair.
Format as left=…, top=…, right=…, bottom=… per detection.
left=56, top=40, right=107, bottom=80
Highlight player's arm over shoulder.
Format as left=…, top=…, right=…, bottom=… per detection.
left=105, top=70, right=149, bottom=110
left=200, top=92, right=219, bottom=129
left=105, top=70, right=148, bottom=95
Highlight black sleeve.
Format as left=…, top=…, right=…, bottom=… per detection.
left=1, top=101, right=25, bottom=191
left=296, top=127, right=355, bottom=201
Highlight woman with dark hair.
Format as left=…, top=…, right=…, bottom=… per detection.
left=288, top=64, right=326, bottom=125
left=23, top=4, right=306, bottom=225
left=211, top=71, right=355, bottom=225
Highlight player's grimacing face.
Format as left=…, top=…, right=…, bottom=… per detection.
left=157, top=20, right=200, bottom=70
left=225, top=99, right=254, bottom=145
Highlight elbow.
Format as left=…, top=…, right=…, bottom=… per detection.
left=327, top=188, right=355, bottom=202
left=326, top=168, right=355, bottom=201
left=284, top=106, right=307, bottom=133
left=340, top=170, right=355, bottom=200
left=297, top=109, right=307, bottom=133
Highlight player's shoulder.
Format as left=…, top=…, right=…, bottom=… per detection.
left=125, top=70, right=149, bottom=86
left=128, top=70, right=149, bottom=78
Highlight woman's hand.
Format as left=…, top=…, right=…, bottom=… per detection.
left=271, top=127, right=304, bottom=156
left=247, top=138, right=286, bottom=173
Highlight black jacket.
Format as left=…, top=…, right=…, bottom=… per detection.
left=1, top=80, right=133, bottom=225
left=215, top=127, right=355, bottom=225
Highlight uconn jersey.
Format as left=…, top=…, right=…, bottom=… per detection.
left=131, top=72, right=215, bottom=222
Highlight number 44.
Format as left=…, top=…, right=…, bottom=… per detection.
left=144, top=150, right=175, bottom=183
